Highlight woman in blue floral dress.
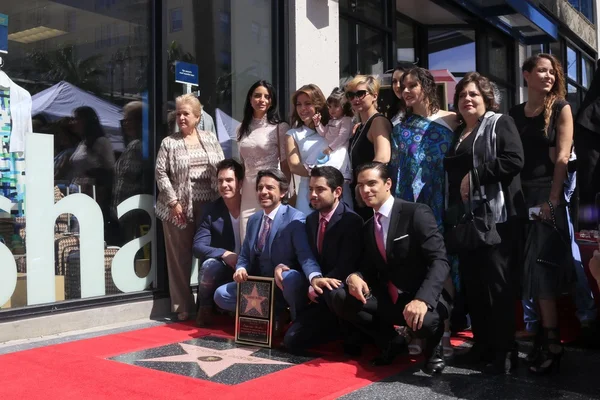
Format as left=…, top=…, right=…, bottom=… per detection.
left=389, top=67, right=459, bottom=358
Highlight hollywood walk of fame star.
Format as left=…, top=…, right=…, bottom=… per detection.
left=139, top=343, right=290, bottom=378
left=243, top=284, right=268, bottom=315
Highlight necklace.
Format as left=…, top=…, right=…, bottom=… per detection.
left=455, top=127, right=473, bottom=151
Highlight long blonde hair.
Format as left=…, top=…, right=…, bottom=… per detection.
left=522, top=53, right=566, bottom=137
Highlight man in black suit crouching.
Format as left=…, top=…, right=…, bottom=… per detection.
left=283, top=166, right=364, bottom=352
left=332, top=162, right=450, bottom=373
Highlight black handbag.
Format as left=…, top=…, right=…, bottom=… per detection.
left=445, top=168, right=501, bottom=253
left=536, top=201, right=574, bottom=269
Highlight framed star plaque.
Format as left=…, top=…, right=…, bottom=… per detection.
left=235, top=276, right=275, bottom=348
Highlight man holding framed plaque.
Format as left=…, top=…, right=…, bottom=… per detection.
left=214, top=168, right=338, bottom=338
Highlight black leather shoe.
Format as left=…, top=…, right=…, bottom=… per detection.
left=483, top=349, right=518, bottom=375
left=453, top=342, right=493, bottom=366
left=371, top=336, right=408, bottom=366
left=423, top=343, right=445, bottom=374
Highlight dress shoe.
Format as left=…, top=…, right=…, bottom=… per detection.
left=342, top=329, right=364, bottom=357
left=423, top=343, right=445, bottom=374
left=483, top=348, right=518, bottom=375
left=371, top=336, right=408, bottom=366
left=195, top=306, right=213, bottom=327
left=273, top=317, right=287, bottom=338
left=453, top=342, right=492, bottom=366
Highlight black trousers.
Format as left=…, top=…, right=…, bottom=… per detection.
left=283, top=288, right=341, bottom=351
left=332, top=285, right=448, bottom=350
left=458, top=218, right=520, bottom=354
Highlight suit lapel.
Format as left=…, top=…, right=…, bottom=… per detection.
left=386, top=199, right=402, bottom=261
left=250, top=211, right=264, bottom=260
left=326, top=202, right=343, bottom=233
left=220, top=199, right=235, bottom=249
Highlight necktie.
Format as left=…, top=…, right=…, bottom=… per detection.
left=375, top=212, right=399, bottom=304
left=374, top=212, right=386, bottom=261
left=257, top=215, right=271, bottom=252
left=317, top=217, right=328, bottom=254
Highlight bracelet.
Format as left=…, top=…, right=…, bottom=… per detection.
left=546, top=200, right=556, bottom=225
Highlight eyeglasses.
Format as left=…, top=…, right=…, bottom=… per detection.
left=345, top=90, right=369, bottom=100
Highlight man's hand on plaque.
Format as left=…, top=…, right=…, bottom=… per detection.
left=222, top=251, right=238, bottom=269
left=233, top=267, right=248, bottom=283
left=274, top=264, right=290, bottom=291
left=311, top=276, right=341, bottom=295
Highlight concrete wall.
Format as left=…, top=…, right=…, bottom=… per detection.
left=288, top=0, right=340, bottom=100
left=540, top=0, right=598, bottom=52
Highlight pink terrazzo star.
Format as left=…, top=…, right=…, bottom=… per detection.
left=140, top=343, right=291, bottom=377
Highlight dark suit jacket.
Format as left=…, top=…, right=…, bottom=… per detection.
left=236, top=204, right=321, bottom=278
left=192, top=197, right=236, bottom=263
left=306, top=201, right=364, bottom=280
left=359, top=198, right=449, bottom=308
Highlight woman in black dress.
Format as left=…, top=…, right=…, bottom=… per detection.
left=444, top=72, right=525, bottom=374
left=509, top=53, right=575, bottom=375
left=346, top=75, right=392, bottom=219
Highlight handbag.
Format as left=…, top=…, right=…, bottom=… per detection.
left=276, top=123, right=297, bottom=206
left=536, top=201, right=574, bottom=269
left=445, top=167, right=501, bottom=253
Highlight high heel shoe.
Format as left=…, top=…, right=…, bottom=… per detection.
left=525, top=329, right=542, bottom=363
left=529, top=328, right=563, bottom=375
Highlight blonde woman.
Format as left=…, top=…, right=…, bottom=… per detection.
left=346, top=75, right=392, bottom=219
left=156, top=94, right=224, bottom=321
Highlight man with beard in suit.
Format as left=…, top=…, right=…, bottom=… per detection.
left=283, top=166, right=364, bottom=352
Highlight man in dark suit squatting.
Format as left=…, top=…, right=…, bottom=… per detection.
left=333, top=162, right=451, bottom=373
left=283, top=166, right=364, bottom=352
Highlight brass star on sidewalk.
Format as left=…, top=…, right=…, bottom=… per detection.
left=139, top=343, right=290, bottom=378
left=243, top=284, right=268, bottom=315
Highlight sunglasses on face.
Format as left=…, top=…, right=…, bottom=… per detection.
left=345, top=90, right=369, bottom=100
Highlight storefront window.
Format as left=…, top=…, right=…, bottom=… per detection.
left=0, top=0, right=154, bottom=311
left=396, top=19, right=414, bottom=63
left=488, top=35, right=508, bottom=82
left=162, top=0, right=273, bottom=158
left=582, top=57, right=593, bottom=89
left=357, top=24, right=385, bottom=76
left=340, top=0, right=386, bottom=25
left=568, top=83, right=580, bottom=114
left=567, top=45, right=578, bottom=81
left=428, top=29, right=475, bottom=75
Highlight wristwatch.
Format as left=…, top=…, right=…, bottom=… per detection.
left=311, top=274, right=323, bottom=283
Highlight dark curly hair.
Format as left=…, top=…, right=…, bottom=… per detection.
left=401, top=67, right=439, bottom=116
left=453, top=72, right=500, bottom=122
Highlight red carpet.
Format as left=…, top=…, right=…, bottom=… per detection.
left=0, top=322, right=421, bottom=400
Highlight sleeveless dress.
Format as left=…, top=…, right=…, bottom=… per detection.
left=238, top=117, right=290, bottom=241
left=349, top=113, right=391, bottom=220
left=287, top=125, right=353, bottom=215
left=509, top=100, right=575, bottom=299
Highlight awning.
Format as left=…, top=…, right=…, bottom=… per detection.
left=454, top=0, right=558, bottom=44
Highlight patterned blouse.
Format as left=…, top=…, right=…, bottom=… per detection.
left=155, top=130, right=224, bottom=228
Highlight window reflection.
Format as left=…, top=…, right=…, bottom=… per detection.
left=567, top=46, right=577, bottom=81
left=428, top=29, right=476, bottom=74
left=0, top=0, right=154, bottom=308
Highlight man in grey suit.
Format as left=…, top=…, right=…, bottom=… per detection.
left=214, top=168, right=339, bottom=336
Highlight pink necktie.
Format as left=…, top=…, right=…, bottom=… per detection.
left=375, top=212, right=399, bottom=304
left=257, top=215, right=271, bottom=252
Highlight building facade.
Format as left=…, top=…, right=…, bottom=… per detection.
left=0, top=0, right=597, bottom=339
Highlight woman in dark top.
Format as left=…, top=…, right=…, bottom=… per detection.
left=444, top=72, right=525, bottom=375
left=509, top=53, right=575, bottom=375
left=346, top=75, right=392, bottom=219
